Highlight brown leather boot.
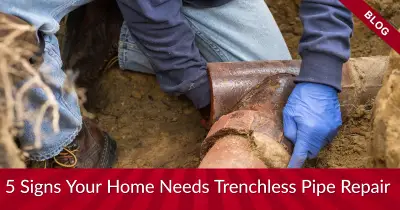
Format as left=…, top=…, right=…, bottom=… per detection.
left=29, top=118, right=117, bottom=168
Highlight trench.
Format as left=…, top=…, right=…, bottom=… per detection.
left=58, top=0, right=400, bottom=168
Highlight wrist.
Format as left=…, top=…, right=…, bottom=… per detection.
left=293, top=82, right=340, bottom=100
left=296, top=82, right=339, bottom=93
left=295, top=51, right=344, bottom=92
left=185, top=79, right=211, bottom=109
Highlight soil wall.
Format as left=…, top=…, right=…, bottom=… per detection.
left=267, top=0, right=400, bottom=58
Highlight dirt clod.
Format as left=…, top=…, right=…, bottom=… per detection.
left=372, top=46, right=400, bottom=168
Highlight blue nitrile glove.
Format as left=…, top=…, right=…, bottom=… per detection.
left=283, top=83, right=342, bottom=168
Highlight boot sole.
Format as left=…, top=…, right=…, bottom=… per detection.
left=103, top=133, right=118, bottom=168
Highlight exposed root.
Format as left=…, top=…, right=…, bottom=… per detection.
left=0, top=15, right=61, bottom=167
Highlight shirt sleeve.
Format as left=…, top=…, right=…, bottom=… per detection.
left=295, top=0, right=354, bottom=91
left=116, top=0, right=210, bottom=109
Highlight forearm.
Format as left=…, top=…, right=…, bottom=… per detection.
left=296, top=0, right=354, bottom=91
left=116, top=0, right=210, bottom=109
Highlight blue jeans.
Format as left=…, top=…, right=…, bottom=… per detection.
left=0, top=0, right=291, bottom=161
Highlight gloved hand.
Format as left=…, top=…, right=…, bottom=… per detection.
left=283, top=82, right=342, bottom=168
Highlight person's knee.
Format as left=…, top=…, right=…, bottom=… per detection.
left=182, top=0, right=292, bottom=62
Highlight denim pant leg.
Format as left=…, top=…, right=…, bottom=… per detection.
left=0, top=0, right=92, bottom=160
left=118, top=0, right=291, bottom=74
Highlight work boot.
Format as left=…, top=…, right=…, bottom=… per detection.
left=28, top=118, right=117, bottom=168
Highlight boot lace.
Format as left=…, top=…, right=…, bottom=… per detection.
left=41, top=146, right=78, bottom=168
left=53, top=147, right=78, bottom=168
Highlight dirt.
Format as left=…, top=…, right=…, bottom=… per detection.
left=267, top=0, right=400, bottom=59
left=79, top=0, right=400, bottom=168
left=88, top=67, right=375, bottom=168
left=305, top=104, right=375, bottom=168
left=87, top=68, right=207, bottom=168
left=371, top=45, right=400, bottom=168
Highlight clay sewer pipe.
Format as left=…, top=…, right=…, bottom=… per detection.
left=199, top=56, right=389, bottom=168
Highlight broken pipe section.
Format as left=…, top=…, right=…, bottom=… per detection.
left=199, top=56, right=389, bottom=168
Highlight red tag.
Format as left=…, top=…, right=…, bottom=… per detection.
left=340, top=0, right=400, bottom=54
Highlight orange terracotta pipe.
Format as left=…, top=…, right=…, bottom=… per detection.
left=199, top=56, right=389, bottom=168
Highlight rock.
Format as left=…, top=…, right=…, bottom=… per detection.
left=183, top=108, right=194, bottom=115
left=131, top=90, right=142, bottom=99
